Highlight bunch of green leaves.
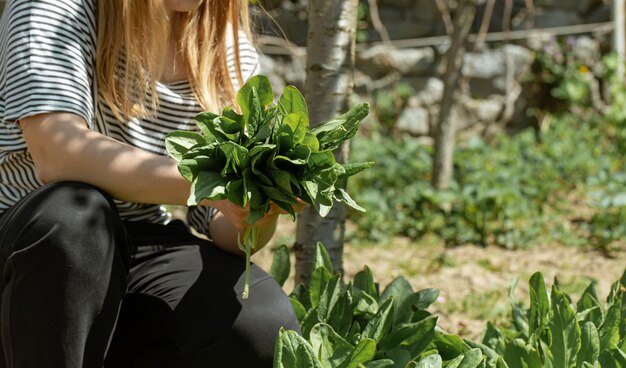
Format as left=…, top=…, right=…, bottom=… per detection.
left=482, top=271, right=626, bottom=368
left=165, top=75, right=372, bottom=298
left=165, top=75, right=372, bottom=225
left=271, top=243, right=489, bottom=368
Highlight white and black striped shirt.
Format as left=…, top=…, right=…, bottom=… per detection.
left=0, top=0, right=259, bottom=235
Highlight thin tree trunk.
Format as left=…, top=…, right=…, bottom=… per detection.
left=432, top=0, right=476, bottom=189
left=294, top=0, right=359, bottom=285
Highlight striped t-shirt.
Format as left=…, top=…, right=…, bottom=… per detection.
left=0, top=0, right=259, bottom=235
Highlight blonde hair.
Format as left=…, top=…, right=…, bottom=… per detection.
left=97, top=0, right=251, bottom=120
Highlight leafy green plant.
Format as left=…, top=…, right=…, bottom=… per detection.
left=482, top=271, right=626, bottom=367
left=271, top=243, right=626, bottom=367
left=272, top=243, right=487, bottom=368
left=165, top=75, right=372, bottom=297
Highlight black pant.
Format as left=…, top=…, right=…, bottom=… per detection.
left=0, top=182, right=299, bottom=368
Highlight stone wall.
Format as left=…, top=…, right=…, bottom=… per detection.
left=256, top=0, right=613, bottom=139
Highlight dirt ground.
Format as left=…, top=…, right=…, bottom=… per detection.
left=252, top=218, right=626, bottom=340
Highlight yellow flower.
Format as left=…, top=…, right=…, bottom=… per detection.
left=579, top=65, right=590, bottom=74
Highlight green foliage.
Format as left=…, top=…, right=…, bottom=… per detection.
left=483, top=271, right=626, bottom=368
left=271, top=244, right=626, bottom=367
left=347, top=103, right=626, bottom=248
left=524, top=36, right=596, bottom=117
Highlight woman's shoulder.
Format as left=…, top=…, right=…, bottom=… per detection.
left=6, top=0, right=96, bottom=18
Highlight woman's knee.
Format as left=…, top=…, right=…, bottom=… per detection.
left=227, top=275, right=300, bottom=364
left=2, top=181, right=130, bottom=273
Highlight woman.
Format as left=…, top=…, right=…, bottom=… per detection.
left=0, top=0, right=300, bottom=367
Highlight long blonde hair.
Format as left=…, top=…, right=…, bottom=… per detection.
left=97, top=0, right=250, bottom=120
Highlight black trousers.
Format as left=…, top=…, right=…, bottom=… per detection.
left=0, top=181, right=299, bottom=368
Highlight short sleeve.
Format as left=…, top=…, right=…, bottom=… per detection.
left=1, top=0, right=96, bottom=125
left=187, top=205, right=219, bottom=239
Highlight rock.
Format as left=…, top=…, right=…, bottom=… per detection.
left=463, top=49, right=505, bottom=79
left=467, top=98, right=504, bottom=123
left=356, top=45, right=435, bottom=77
left=502, top=45, right=533, bottom=79
left=396, top=106, right=430, bottom=136
left=413, top=77, right=444, bottom=106
left=573, top=36, right=601, bottom=66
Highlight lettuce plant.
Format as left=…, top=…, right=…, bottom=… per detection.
left=165, top=75, right=372, bottom=297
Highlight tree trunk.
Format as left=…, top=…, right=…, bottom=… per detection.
left=294, top=0, right=359, bottom=285
left=432, top=0, right=476, bottom=189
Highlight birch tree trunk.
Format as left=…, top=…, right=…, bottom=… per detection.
left=432, top=0, right=476, bottom=189
left=294, top=0, right=359, bottom=285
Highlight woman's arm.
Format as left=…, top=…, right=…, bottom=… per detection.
left=20, top=112, right=280, bottom=250
left=22, top=112, right=191, bottom=205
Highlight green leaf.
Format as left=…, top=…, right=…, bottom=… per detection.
left=577, top=321, right=600, bottom=367
left=380, top=276, right=413, bottom=322
left=335, top=161, right=375, bottom=189
left=446, top=349, right=484, bottom=368
left=290, top=297, right=307, bottom=323
left=238, top=75, right=274, bottom=108
left=335, top=188, right=366, bottom=212
left=502, top=339, right=542, bottom=368
left=432, top=332, right=470, bottom=360
left=340, top=338, right=376, bottom=368
left=165, top=131, right=206, bottom=161
left=354, top=266, right=379, bottom=300
left=464, top=339, right=509, bottom=368
left=195, top=113, right=241, bottom=142
left=377, top=315, right=438, bottom=354
left=395, top=288, right=440, bottom=325
left=243, top=168, right=270, bottom=224
left=312, top=103, right=369, bottom=151
left=279, top=85, right=309, bottom=124
left=548, top=287, right=581, bottom=368
left=303, top=131, right=320, bottom=151
left=309, top=323, right=353, bottom=368
left=218, top=141, right=249, bottom=176
left=381, top=348, right=411, bottom=368
left=528, top=272, right=550, bottom=336
left=274, top=328, right=323, bottom=368
left=577, top=283, right=603, bottom=327
left=226, top=178, right=246, bottom=207
left=313, top=242, right=335, bottom=274
left=599, top=299, right=622, bottom=349
left=270, top=245, right=291, bottom=287
left=177, top=155, right=220, bottom=182
left=354, top=291, right=379, bottom=318
left=188, top=171, right=228, bottom=205
left=415, top=354, right=442, bottom=368
left=310, top=266, right=332, bottom=310
left=362, top=298, right=394, bottom=343
left=365, top=359, right=395, bottom=368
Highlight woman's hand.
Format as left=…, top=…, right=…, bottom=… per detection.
left=206, top=199, right=306, bottom=256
